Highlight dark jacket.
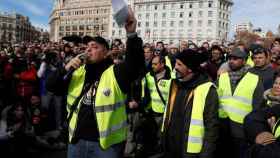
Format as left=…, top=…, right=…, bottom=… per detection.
left=162, top=73, right=219, bottom=158
left=249, top=64, right=276, bottom=91
left=244, top=106, right=280, bottom=158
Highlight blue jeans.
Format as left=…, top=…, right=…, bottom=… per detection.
left=67, top=139, right=124, bottom=158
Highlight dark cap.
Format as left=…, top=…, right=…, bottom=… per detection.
left=83, top=36, right=109, bottom=50
left=175, top=49, right=203, bottom=71
left=228, top=48, right=248, bottom=59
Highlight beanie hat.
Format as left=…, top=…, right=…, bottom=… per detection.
left=175, top=49, right=203, bottom=71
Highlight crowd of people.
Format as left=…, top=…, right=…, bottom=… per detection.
left=1, top=8, right=280, bottom=158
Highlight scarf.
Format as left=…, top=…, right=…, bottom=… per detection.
left=263, top=89, right=280, bottom=107
left=228, top=65, right=251, bottom=92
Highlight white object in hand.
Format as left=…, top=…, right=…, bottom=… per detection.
left=112, top=0, right=129, bottom=27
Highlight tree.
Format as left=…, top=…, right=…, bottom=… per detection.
left=235, top=31, right=260, bottom=48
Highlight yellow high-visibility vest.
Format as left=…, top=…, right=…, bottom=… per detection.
left=162, top=81, right=214, bottom=153
left=186, top=82, right=213, bottom=153
left=165, top=56, right=176, bottom=79
left=67, top=65, right=127, bottom=149
left=218, top=72, right=259, bottom=124
left=273, top=119, right=280, bottom=138
left=146, top=72, right=171, bottom=113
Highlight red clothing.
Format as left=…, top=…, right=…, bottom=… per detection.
left=16, top=65, right=37, bottom=98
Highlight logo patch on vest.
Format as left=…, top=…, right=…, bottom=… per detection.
left=103, top=88, right=111, bottom=97
left=159, top=80, right=166, bottom=87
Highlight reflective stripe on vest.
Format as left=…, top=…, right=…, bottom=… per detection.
left=67, top=65, right=127, bottom=149
left=186, top=82, right=213, bottom=153
left=218, top=72, right=258, bottom=124
left=165, top=56, right=176, bottom=79
left=146, top=72, right=171, bottom=113
left=273, top=119, right=280, bottom=138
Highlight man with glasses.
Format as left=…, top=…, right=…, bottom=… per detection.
left=217, top=48, right=264, bottom=158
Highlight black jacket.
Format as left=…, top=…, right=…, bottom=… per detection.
left=244, top=106, right=280, bottom=158
left=162, top=73, right=219, bottom=158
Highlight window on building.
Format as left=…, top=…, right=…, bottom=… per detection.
left=179, top=12, right=184, bottom=18
left=59, top=32, right=64, bottom=37
left=208, top=20, right=212, bottom=26
left=146, top=4, right=150, bottom=10
left=138, top=22, right=141, bottom=27
left=198, top=20, right=202, bottom=27
left=189, top=3, right=193, bottom=8
left=178, top=29, right=184, bottom=37
left=189, top=12, right=193, bottom=18
left=72, top=26, right=77, bottom=31
left=113, top=22, right=115, bottom=27
left=154, top=13, right=158, bottom=18
left=208, top=11, right=213, bottom=17
left=170, top=21, right=174, bottom=27
left=188, top=20, right=193, bottom=27
left=180, top=4, right=184, bottom=9
left=219, top=21, right=221, bottom=28
left=87, top=25, right=92, bottom=30
left=153, top=30, right=158, bottom=36
left=162, top=13, right=166, bottom=18
left=138, top=14, right=141, bottom=19
left=155, top=4, right=158, bottom=10
left=171, top=3, right=175, bottom=9
left=223, top=13, right=225, bottom=19
left=199, top=1, right=203, bottom=8
left=137, top=29, right=141, bottom=35
left=79, top=25, right=84, bottom=30
left=163, top=4, right=166, bottom=10
left=146, top=22, right=149, bottom=27
left=154, top=21, right=158, bottom=27
left=199, top=11, right=203, bottom=17
left=171, top=12, right=175, bottom=18
left=59, top=26, right=64, bottom=31
left=79, top=32, right=84, bottom=36
left=112, top=30, right=115, bottom=36
left=208, top=2, right=213, bottom=8
left=119, top=30, right=122, bottom=36
left=179, top=21, right=184, bottom=27
left=146, top=13, right=150, bottom=19
left=66, top=26, right=70, bottom=31
left=162, top=21, right=166, bottom=27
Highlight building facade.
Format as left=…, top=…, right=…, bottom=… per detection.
left=111, top=0, right=233, bottom=45
left=49, top=0, right=111, bottom=42
left=235, top=21, right=253, bottom=34
left=0, top=12, right=16, bottom=43
left=0, top=11, right=41, bottom=43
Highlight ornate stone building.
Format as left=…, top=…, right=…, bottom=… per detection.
left=49, top=0, right=111, bottom=42
left=112, top=0, right=233, bottom=45
left=0, top=12, right=40, bottom=43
